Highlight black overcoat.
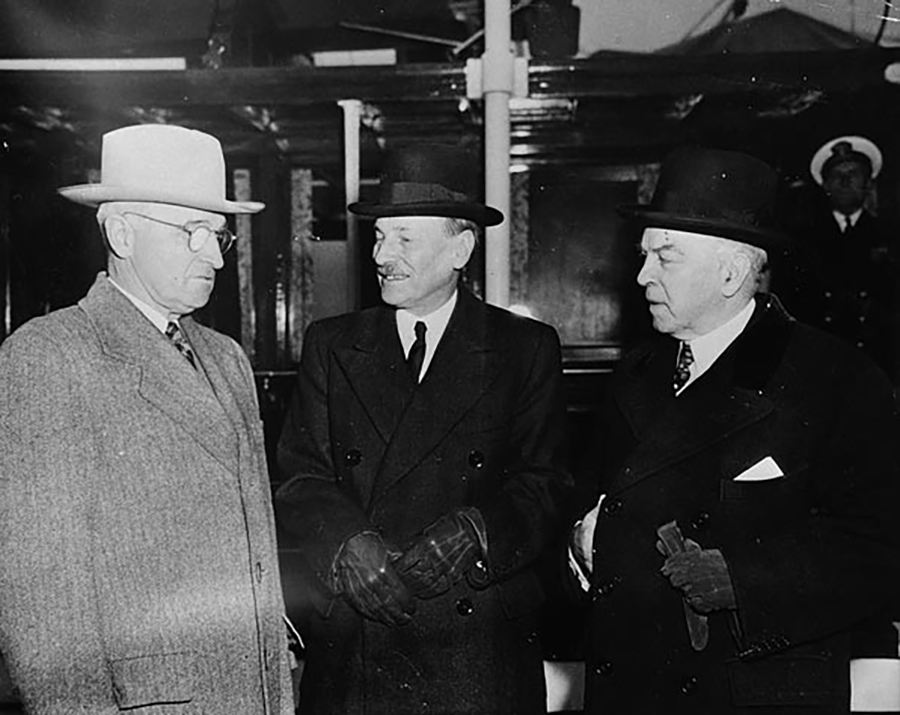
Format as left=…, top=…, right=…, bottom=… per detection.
left=276, top=287, right=571, bottom=715
left=579, top=295, right=900, bottom=714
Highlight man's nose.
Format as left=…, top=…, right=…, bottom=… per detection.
left=201, top=235, right=225, bottom=269
left=636, top=257, right=653, bottom=286
left=373, top=237, right=396, bottom=264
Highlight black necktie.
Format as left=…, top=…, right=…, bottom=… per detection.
left=406, top=321, right=427, bottom=383
left=673, top=341, right=694, bottom=393
left=165, top=321, right=197, bottom=369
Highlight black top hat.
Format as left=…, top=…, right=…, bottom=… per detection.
left=348, top=143, right=504, bottom=227
left=619, top=146, right=788, bottom=252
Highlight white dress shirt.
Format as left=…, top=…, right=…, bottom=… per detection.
left=676, top=298, right=756, bottom=395
left=108, top=275, right=171, bottom=334
left=395, top=291, right=457, bottom=381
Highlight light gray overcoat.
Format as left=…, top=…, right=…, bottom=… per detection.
left=0, top=274, right=294, bottom=714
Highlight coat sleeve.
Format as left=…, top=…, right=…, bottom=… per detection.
left=473, top=322, right=574, bottom=583
left=275, top=321, right=371, bottom=601
left=0, top=326, right=121, bottom=714
left=726, top=353, right=900, bottom=654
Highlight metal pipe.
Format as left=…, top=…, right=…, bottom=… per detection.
left=338, top=99, right=362, bottom=310
left=483, top=0, right=512, bottom=308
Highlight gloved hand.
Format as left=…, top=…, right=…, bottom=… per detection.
left=396, top=508, right=487, bottom=599
left=660, top=538, right=737, bottom=614
left=331, top=531, right=415, bottom=626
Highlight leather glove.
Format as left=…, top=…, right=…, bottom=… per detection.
left=660, top=538, right=737, bottom=614
left=396, top=508, right=487, bottom=599
left=331, top=531, right=415, bottom=626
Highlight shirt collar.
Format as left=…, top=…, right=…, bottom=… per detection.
left=107, top=275, right=172, bottom=334
left=833, top=208, right=863, bottom=230
left=686, top=298, right=756, bottom=381
left=396, top=290, right=457, bottom=352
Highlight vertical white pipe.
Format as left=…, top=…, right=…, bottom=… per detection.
left=339, top=99, right=362, bottom=310
left=483, top=0, right=512, bottom=307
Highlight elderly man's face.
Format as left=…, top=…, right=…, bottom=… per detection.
left=372, top=216, right=473, bottom=317
left=636, top=227, right=729, bottom=340
left=823, top=161, right=871, bottom=215
left=119, top=203, right=226, bottom=318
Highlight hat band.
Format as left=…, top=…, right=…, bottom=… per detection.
left=380, top=181, right=470, bottom=205
left=657, top=192, right=773, bottom=229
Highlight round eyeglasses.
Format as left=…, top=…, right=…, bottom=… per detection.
left=122, top=211, right=236, bottom=255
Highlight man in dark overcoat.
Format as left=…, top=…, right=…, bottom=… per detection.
left=276, top=143, right=572, bottom=715
left=569, top=147, right=900, bottom=714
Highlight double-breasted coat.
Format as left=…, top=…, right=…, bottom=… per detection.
left=276, top=287, right=571, bottom=715
left=0, top=274, right=294, bottom=714
left=781, top=206, right=900, bottom=383
left=578, top=295, right=900, bottom=714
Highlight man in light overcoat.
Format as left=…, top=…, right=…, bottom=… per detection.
left=0, top=125, right=294, bottom=714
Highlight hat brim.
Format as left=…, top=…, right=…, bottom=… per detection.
left=348, top=201, right=503, bottom=227
left=619, top=205, right=791, bottom=254
left=58, top=184, right=264, bottom=214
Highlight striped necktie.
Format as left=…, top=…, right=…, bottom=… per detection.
left=165, top=321, right=197, bottom=369
left=673, top=341, right=694, bottom=393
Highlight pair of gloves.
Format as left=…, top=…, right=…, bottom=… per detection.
left=659, top=538, right=737, bottom=614
left=330, top=507, right=488, bottom=626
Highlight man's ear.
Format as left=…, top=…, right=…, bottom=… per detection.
left=104, top=215, right=134, bottom=259
left=721, top=251, right=752, bottom=298
left=452, top=229, right=476, bottom=270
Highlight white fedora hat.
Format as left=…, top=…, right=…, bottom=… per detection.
left=810, top=135, right=882, bottom=186
left=58, top=124, right=264, bottom=214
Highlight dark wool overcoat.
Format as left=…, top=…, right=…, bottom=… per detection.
left=276, top=287, right=571, bottom=715
left=579, top=294, right=900, bottom=715
left=0, top=274, right=294, bottom=715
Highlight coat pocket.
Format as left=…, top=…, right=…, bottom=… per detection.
left=726, top=653, right=832, bottom=707
left=110, top=651, right=196, bottom=709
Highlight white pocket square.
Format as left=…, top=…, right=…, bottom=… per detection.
left=733, top=456, right=785, bottom=482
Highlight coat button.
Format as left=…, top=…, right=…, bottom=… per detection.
left=597, top=579, right=618, bottom=597
left=468, top=450, right=485, bottom=469
left=344, top=449, right=362, bottom=466
left=595, top=660, right=613, bottom=676
left=455, top=598, right=474, bottom=616
left=690, top=512, right=710, bottom=530
left=680, top=675, right=698, bottom=694
left=603, top=499, right=622, bottom=515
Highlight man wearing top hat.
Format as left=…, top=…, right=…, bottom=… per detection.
left=275, top=142, right=571, bottom=714
left=0, top=124, right=295, bottom=714
left=568, top=146, right=900, bottom=713
left=784, top=135, right=899, bottom=386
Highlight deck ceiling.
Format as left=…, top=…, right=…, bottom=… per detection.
left=3, top=48, right=900, bottom=181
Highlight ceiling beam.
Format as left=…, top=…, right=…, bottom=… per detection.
left=2, top=50, right=900, bottom=112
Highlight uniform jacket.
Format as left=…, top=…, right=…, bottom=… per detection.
left=579, top=295, right=900, bottom=714
left=0, top=274, right=293, bottom=715
left=782, top=206, right=900, bottom=382
left=276, top=287, right=571, bottom=715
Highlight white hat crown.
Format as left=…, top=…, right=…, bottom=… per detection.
left=59, top=124, right=263, bottom=214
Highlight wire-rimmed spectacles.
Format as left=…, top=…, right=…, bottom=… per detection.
left=123, top=211, right=236, bottom=255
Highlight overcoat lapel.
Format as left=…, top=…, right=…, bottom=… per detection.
left=373, top=291, right=503, bottom=501
left=607, top=295, right=793, bottom=494
left=334, top=307, right=415, bottom=446
left=80, top=276, right=238, bottom=472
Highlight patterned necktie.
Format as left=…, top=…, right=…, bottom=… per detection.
left=406, top=321, right=427, bottom=383
left=673, top=341, right=694, bottom=393
left=840, top=214, right=852, bottom=233
left=165, top=321, right=197, bottom=369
